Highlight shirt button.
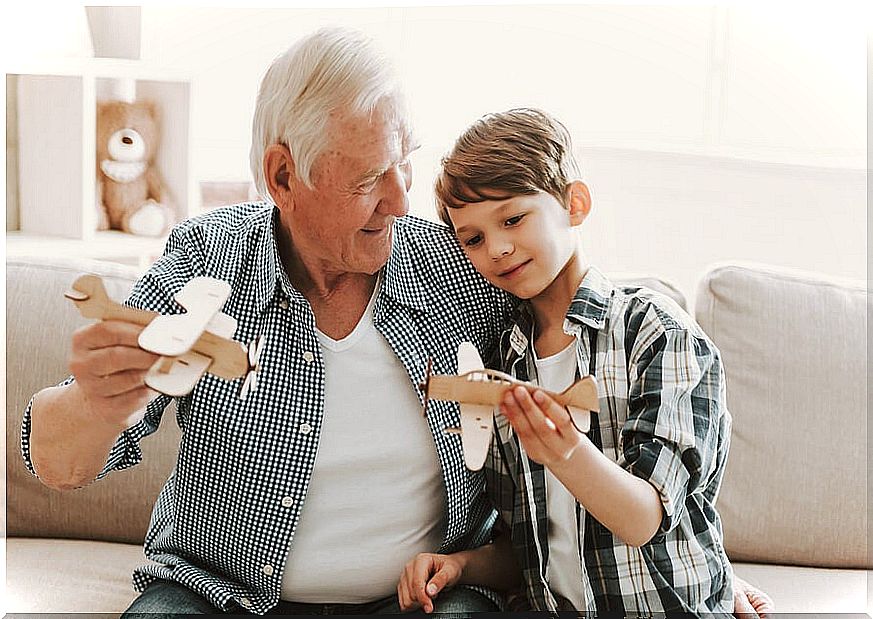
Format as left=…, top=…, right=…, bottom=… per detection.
left=302, top=351, right=315, bottom=363
left=281, top=496, right=294, bottom=507
left=262, top=564, right=274, bottom=576
left=279, top=298, right=289, bottom=309
left=298, top=422, right=313, bottom=435
left=240, top=598, right=252, bottom=609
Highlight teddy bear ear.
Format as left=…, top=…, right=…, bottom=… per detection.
left=141, top=99, right=160, bottom=121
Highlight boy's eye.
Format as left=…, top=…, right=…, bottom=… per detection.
left=463, top=234, right=483, bottom=247
left=505, top=214, right=525, bottom=226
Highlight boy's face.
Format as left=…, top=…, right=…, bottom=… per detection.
left=449, top=188, right=587, bottom=299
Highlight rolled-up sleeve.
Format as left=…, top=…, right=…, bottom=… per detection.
left=20, top=223, right=198, bottom=483
left=20, top=378, right=173, bottom=481
left=621, top=327, right=726, bottom=534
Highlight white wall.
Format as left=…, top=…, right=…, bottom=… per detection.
left=135, top=5, right=867, bottom=302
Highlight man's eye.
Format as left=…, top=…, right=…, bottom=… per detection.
left=463, top=235, right=483, bottom=247
left=505, top=214, right=525, bottom=226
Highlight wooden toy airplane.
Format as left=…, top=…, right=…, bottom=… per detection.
left=65, top=274, right=265, bottom=399
left=420, top=342, right=599, bottom=470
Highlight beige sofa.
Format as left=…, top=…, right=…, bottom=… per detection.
left=5, top=255, right=870, bottom=615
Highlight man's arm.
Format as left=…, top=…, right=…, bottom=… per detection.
left=28, top=319, right=160, bottom=490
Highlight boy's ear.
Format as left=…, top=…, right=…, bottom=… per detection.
left=263, top=144, right=297, bottom=209
left=567, top=181, right=592, bottom=226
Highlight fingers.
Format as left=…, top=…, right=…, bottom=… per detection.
left=733, top=583, right=757, bottom=616
left=398, top=554, right=434, bottom=613
left=500, top=386, right=584, bottom=466
left=501, top=387, right=572, bottom=441
left=411, top=555, right=437, bottom=613
left=750, top=590, right=776, bottom=617
left=73, top=347, right=159, bottom=382
left=72, top=320, right=147, bottom=351
left=732, top=575, right=776, bottom=618
left=69, top=321, right=160, bottom=398
left=425, top=566, right=453, bottom=600
left=397, top=567, right=417, bottom=612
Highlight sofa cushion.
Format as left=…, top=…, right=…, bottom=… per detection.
left=732, top=562, right=872, bottom=613
left=6, top=257, right=182, bottom=544
left=609, top=272, right=687, bottom=311
left=5, top=537, right=147, bottom=614
left=696, top=262, right=868, bottom=569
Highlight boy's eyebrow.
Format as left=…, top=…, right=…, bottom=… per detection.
left=452, top=198, right=521, bottom=235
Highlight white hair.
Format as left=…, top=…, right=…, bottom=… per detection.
left=250, top=26, right=404, bottom=201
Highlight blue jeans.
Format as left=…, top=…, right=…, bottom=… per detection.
left=122, top=578, right=500, bottom=617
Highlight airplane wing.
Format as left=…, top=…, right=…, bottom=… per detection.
left=144, top=351, right=212, bottom=397
left=457, top=341, right=494, bottom=471
left=138, top=277, right=232, bottom=357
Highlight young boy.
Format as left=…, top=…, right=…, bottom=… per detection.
left=398, top=108, right=735, bottom=613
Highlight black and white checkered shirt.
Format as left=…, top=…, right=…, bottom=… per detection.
left=21, top=203, right=514, bottom=615
left=485, top=266, right=734, bottom=613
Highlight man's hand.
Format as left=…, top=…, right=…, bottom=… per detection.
left=29, top=319, right=160, bottom=490
left=733, top=574, right=775, bottom=618
left=397, top=552, right=465, bottom=613
left=499, top=386, right=584, bottom=468
left=67, top=320, right=161, bottom=430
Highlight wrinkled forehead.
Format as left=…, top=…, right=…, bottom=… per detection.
left=325, top=97, right=412, bottom=152
left=316, top=101, right=414, bottom=174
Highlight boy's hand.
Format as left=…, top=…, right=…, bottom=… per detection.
left=397, top=552, right=464, bottom=613
left=500, top=386, right=585, bottom=468
left=733, top=575, right=775, bottom=618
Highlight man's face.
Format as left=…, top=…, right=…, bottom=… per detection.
left=449, top=191, right=579, bottom=299
left=287, top=99, right=415, bottom=276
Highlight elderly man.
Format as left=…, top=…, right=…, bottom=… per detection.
left=23, top=26, right=772, bottom=616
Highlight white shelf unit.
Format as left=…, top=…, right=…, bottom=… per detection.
left=10, top=59, right=194, bottom=246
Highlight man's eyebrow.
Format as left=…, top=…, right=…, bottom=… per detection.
left=353, top=142, right=422, bottom=186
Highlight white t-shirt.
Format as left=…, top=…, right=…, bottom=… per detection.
left=280, top=287, right=446, bottom=602
left=534, top=341, right=587, bottom=610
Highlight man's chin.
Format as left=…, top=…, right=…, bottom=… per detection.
left=358, top=229, right=394, bottom=273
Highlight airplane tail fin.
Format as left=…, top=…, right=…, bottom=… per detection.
left=561, top=376, right=598, bottom=434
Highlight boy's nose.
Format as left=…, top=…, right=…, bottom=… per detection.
left=488, top=239, right=513, bottom=261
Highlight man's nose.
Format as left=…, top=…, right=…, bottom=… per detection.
left=377, top=164, right=410, bottom=218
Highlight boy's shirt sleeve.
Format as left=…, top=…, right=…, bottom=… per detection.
left=620, top=325, right=728, bottom=535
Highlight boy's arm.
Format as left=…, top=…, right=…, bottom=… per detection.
left=397, top=525, right=520, bottom=613
left=500, top=326, right=726, bottom=547
left=500, top=387, right=663, bottom=546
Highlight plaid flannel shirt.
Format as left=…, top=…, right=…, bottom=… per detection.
left=484, top=266, right=734, bottom=614
left=21, top=203, right=514, bottom=615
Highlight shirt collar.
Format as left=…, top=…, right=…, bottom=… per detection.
left=564, top=265, right=613, bottom=330
left=254, top=210, right=430, bottom=314
left=251, top=206, right=297, bottom=313
left=378, top=218, right=431, bottom=314
left=504, top=264, right=613, bottom=346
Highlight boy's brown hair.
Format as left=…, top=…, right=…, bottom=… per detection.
left=434, top=108, right=581, bottom=228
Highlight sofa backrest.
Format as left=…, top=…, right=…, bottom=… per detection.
left=6, top=255, right=686, bottom=545
left=6, top=257, right=182, bottom=544
left=696, top=262, right=868, bottom=569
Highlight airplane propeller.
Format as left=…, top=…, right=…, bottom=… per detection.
left=239, top=334, right=267, bottom=400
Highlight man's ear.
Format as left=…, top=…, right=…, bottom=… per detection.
left=566, top=180, right=592, bottom=226
left=263, top=144, right=296, bottom=208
